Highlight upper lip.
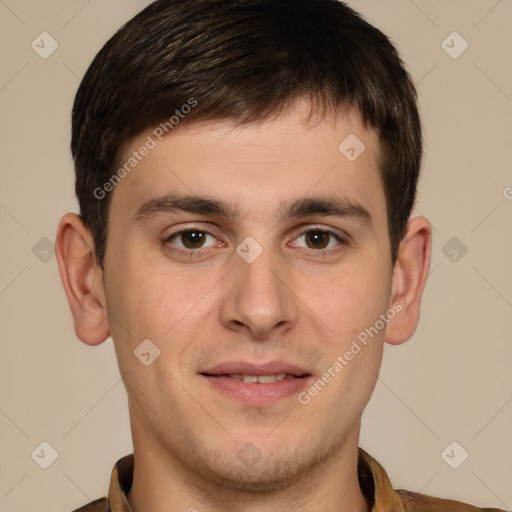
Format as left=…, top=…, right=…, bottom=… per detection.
left=201, top=361, right=310, bottom=377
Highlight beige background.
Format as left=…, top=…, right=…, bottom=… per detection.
left=0, top=1, right=511, bottom=511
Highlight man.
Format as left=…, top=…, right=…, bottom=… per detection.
left=55, top=0, right=506, bottom=510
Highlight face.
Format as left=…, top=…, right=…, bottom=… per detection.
left=102, top=102, right=396, bottom=490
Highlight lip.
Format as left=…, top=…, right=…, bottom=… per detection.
left=202, top=360, right=310, bottom=376
left=201, top=360, right=312, bottom=406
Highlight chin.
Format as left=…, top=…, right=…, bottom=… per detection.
left=184, top=433, right=343, bottom=495
left=196, top=456, right=307, bottom=494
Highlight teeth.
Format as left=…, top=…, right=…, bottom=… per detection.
left=227, top=373, right=290, bottom=383
left=257, top=374, right=278, bottom=383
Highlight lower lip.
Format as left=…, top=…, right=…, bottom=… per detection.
left=202, top=375, right=311, bottom=405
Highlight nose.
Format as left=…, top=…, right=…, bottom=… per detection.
left=219, top=246, right=298, bottom=340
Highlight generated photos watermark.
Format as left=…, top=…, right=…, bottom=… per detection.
left=298, top=301, right=403, bottom=405
left=93, top=98, right=198, bottom=200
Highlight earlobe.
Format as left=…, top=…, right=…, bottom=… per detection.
left=55, top=213, right=110, bottom=346
left=385, top=216, right=432, bottom=346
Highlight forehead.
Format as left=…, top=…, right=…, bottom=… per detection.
left=110, top=103, right=384, bottom=224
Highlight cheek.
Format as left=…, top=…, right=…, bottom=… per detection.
left=310, top=261, right=390, bottom=412
left=106, top=255, right=197, bottom=335
left=104, top=255, right=223, bottom=380
left=301, top=260, right=391, bottom=343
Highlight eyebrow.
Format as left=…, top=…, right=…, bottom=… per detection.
left=132, top=193, right=372, bottom=226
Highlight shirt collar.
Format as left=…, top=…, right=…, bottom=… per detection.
left=108, top=448, right=404, bottom=512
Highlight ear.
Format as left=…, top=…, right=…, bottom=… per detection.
left=385, top=216, right=432, bottom=345
left=55, top=213, right=110, bottom=346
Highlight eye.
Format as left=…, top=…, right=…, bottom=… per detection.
left=164, top=229, right=220, bottom=251
left=162, top=226, right=347, bottom=257
left=291, top=228, right=346, bottom=251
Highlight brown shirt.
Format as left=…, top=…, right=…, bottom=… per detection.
left=72, top=449, right=506, bottom=512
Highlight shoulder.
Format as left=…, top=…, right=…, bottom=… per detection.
left=396, top=489, right=507, bottom=512
left=70, top=497, right=109, bottom=512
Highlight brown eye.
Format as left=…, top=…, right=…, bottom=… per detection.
left=293, top=229, right=343, bottom=251
left=180, top=230, right=206, bottom=249
left=165, top=230, right=218, bottom=251
left=304, top=230, right=330, bottom=249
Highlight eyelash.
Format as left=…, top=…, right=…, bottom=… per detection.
left=162, top=225, right=349, bottom=257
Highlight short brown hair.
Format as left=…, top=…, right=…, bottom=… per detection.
left=71, top=0, right=422, bottom=267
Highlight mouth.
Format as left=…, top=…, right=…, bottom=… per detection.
left=216, top=373, right=300, bottom=383
left=202, top=360, right=310, bottom=377
left=200, top=361, right=312, bottom=405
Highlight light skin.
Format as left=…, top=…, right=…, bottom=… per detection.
left=56, top=100, right=431, bottom=512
